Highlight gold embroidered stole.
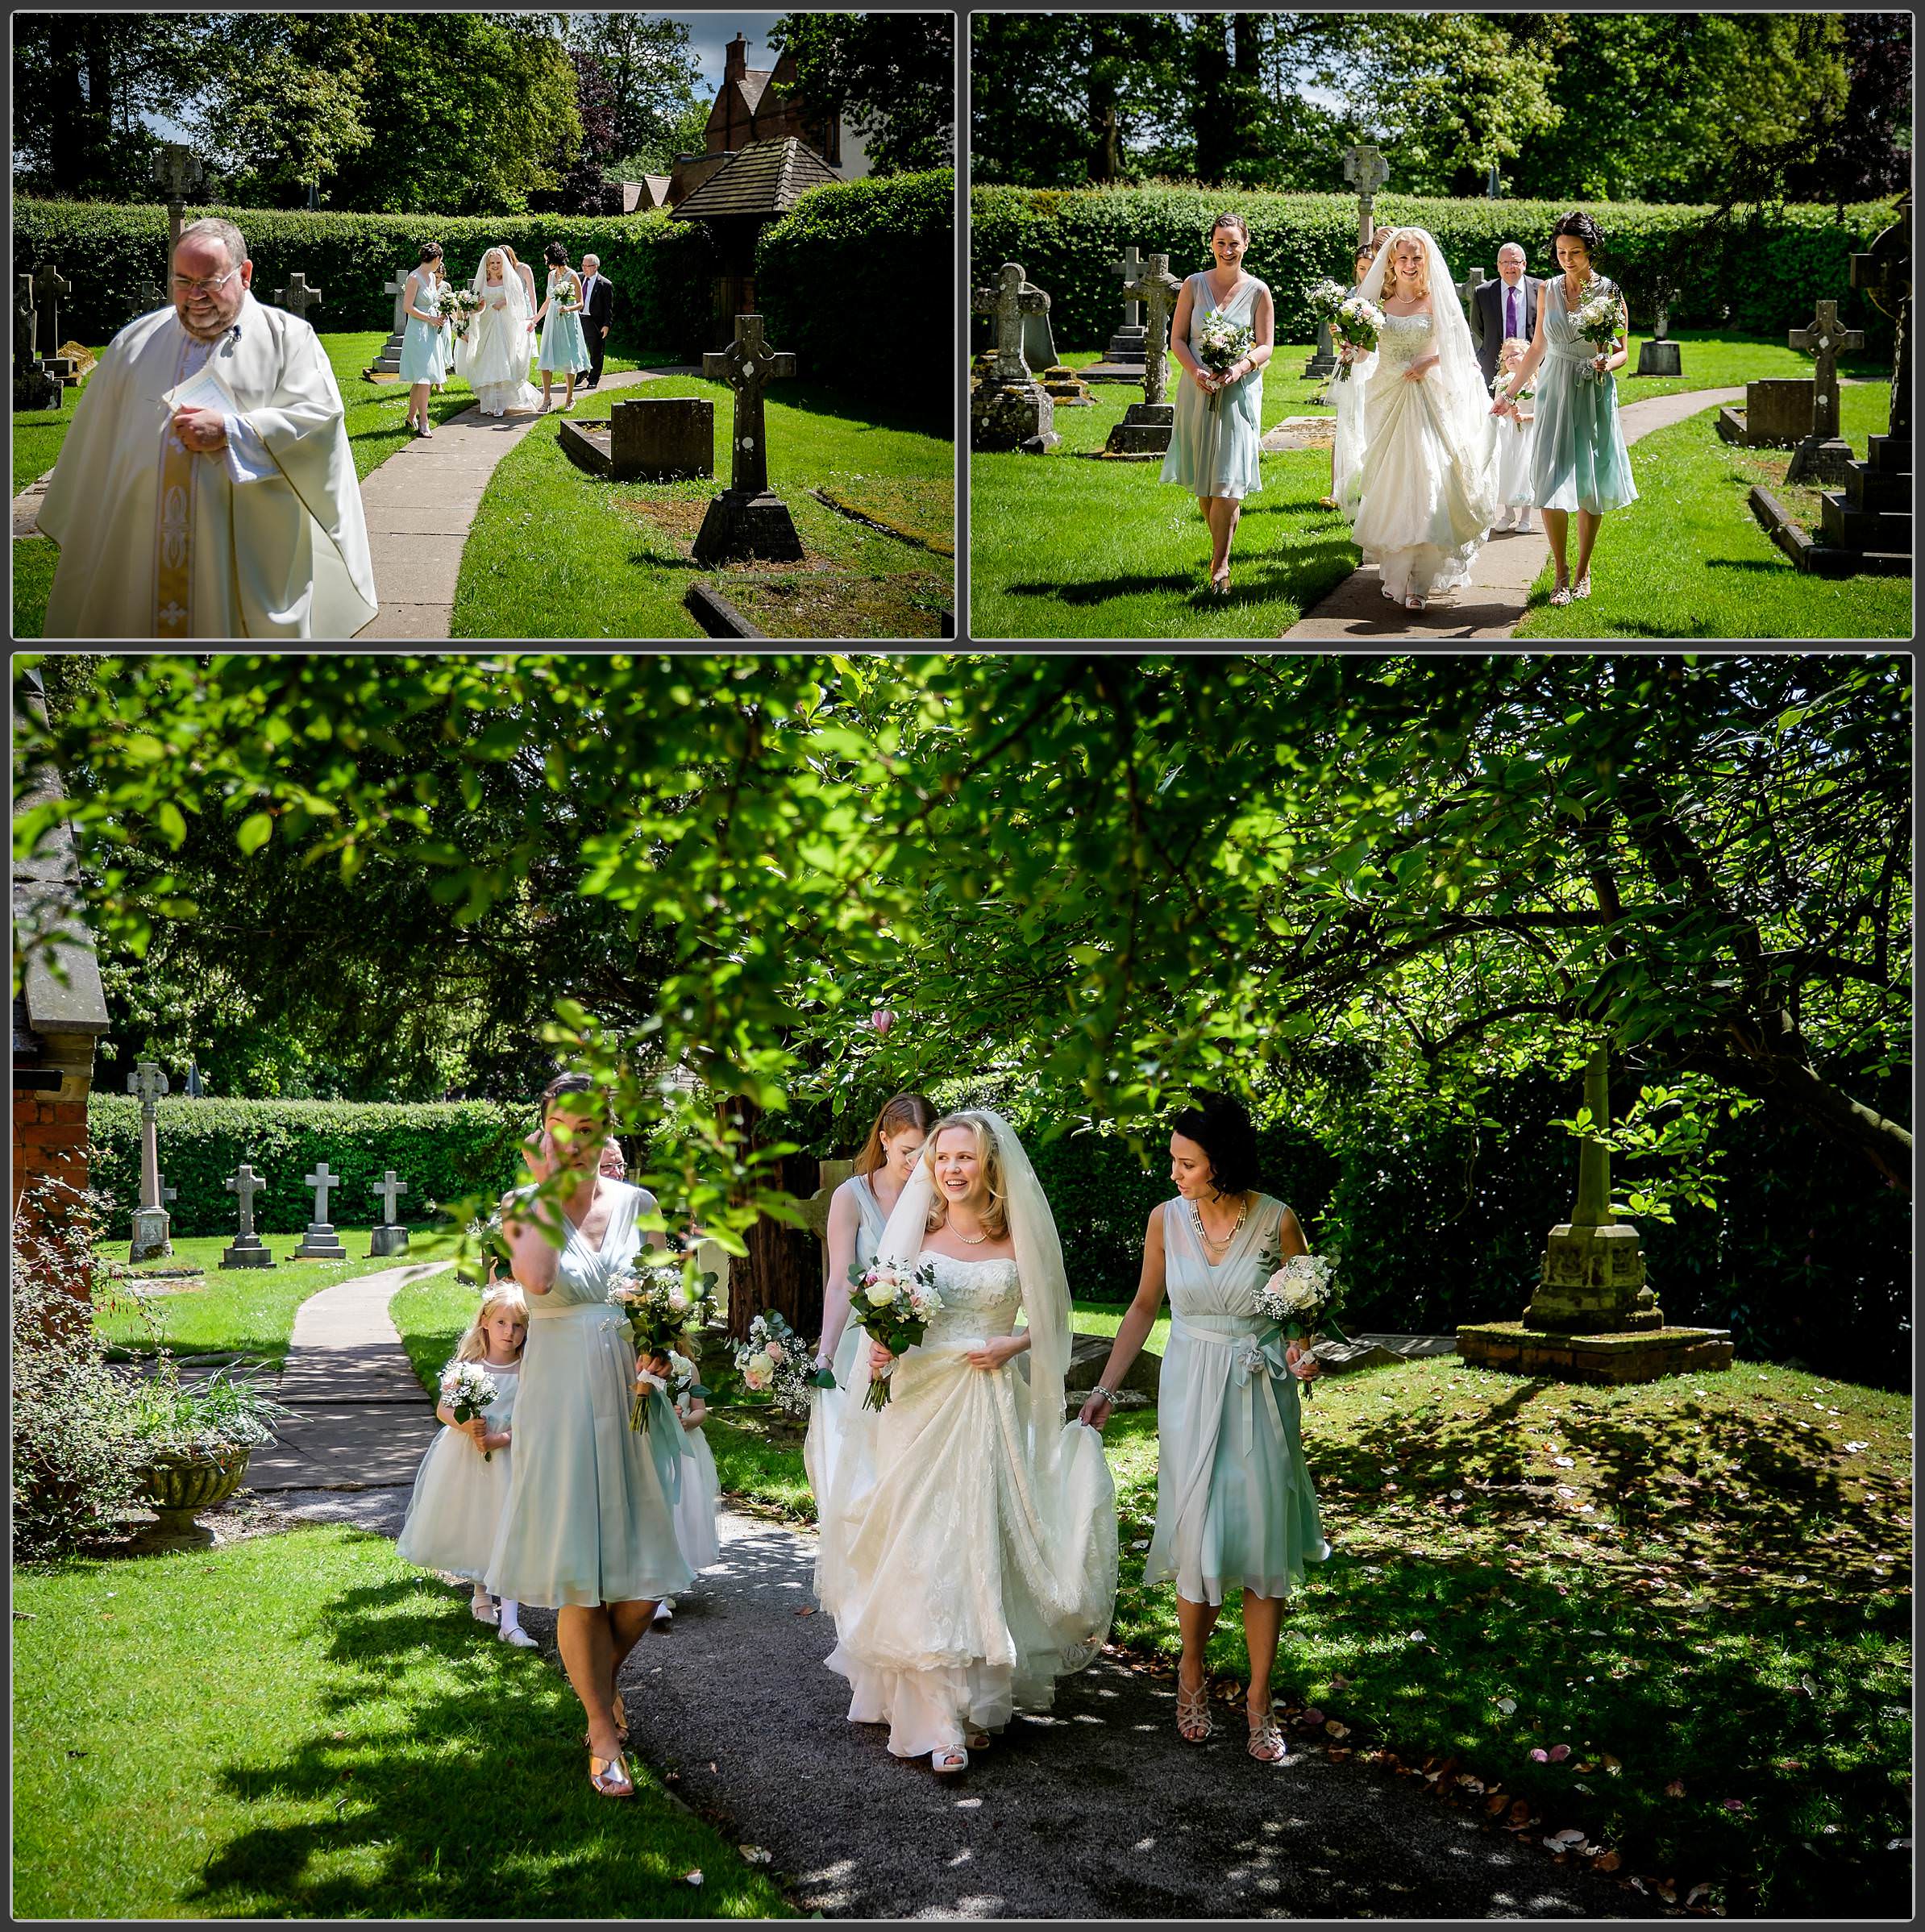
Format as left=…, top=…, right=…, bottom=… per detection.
left=153, top=333, right=199, bottom=637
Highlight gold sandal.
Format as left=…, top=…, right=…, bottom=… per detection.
left=588, top=1750, right=634, bottom=1798
left=1176, top=1672, right=1214, bottom=1744
left=584, top=1691, right=628, bottom=1747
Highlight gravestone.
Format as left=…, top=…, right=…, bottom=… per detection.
left=151, top=144, right=205, bottom=256
left=970, top=263, right=1059, bottom=455
left=364, top=273, right=410, bottom=380
left=220, top=1164, right=275, bottom=1269
left=14, top=274, right=57, bottom=411
left=1717, top=377, right=1814, bottom=449
left=368, top=1170, right=410, bottom=1257
left=1457, top=1047, right=1733, bottom=1386
left=1303, top=315, right=1337, bottom=384
left=1100, top=252, right=1183, bottom=459
left=613, top=396, right=713, bottom=478
left=1343, top=143, right=1391, bottom=249
left=293, top=1160, right=348, bottom=1260
left=127, top=1059, right=173, bottom=1261
left=135, top=278, right=165, bottom=320
left=1635, top=281, right=1682, bottom=376
left=692, top=314, right=804, bottom=564
left=31, top=265, right=78, bottom=385
left=1456, top=263, right=1486, bottom=322
left=1083, top=244, right=1153, bottom=382
left=1036, top=363, right=1094, bottom=406
left=272, top=272, right=323, bottom=326
left=1786, top=298, right=1865, bottom=484
left=1851, top=191, right=1911, bottom=443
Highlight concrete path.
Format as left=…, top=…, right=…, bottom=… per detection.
left=244, top=1260, right=449, bottom=1523
left=13, top=467, right=55, bottom=539
left=221, top=1271, right=1650, bottom=1919
left=1281, top=387, right=1745, bottom=641
left=352, top=368, right=667, bottom=641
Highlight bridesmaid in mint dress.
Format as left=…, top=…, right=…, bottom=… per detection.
left=535, top=242, right=591, bottom=410
left=489, top=1072, right=691, bottom=1800
left=1080, top=1092, right=1325, bottom=1763
left=1493, top=209, right=1636, bottom=606
left=1162, top=212, right=1275, bottom=595
left=397, top=242, right=446, bottom=438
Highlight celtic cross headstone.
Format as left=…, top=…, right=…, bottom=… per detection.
left=1100, top=252, right=1184, bottom=458
left=127, top=1060, right=173, bottom=1261
left=692, top=314, right=804, bottom=563
left=1343, top=143, right=1390, bottom=249
left=221, top=1163, right=276, bottom=1269
left=1786, top=297, right=1865, bottom=484
left=152, top=144, right=205, bottom=255
left=973, top=263, right=1052, bottom=385
left=293, top=1160, right=348, bottom=1260
left=275, top=272, right=323, bottom=325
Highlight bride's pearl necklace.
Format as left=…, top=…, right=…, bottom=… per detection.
left=952, top=1219, right=992, bottom=1245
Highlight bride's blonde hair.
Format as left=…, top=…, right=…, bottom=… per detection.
left=920, top=1111, right=1011, bottom=1240
left=482, top=248, right=505, bottom=277
left=1379, top=228, right=1430, bottom=303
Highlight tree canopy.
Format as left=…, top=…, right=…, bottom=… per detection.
left=17, top=656, right=1910, bottom=1273
left=768, top=12, right=957, bottom=175
left=969, top=10, right=1909, bottom=206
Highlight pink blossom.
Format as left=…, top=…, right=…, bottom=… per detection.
left=867, top=1008, right=895, bottom=1035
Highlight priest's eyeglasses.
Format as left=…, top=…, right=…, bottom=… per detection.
left=173, top=268, right=241, bottom=297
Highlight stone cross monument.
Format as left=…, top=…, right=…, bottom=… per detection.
left=31, top=264, right=78, bottom=386
left=127, top=1059, right=173, bottom=1261
left=1083, top=244, right=1152, bottom=381
left=1850, top=193, right=1910, bottom=443
left=1343, top=143, right=1390, bottom=248
left=1786, top=298, right=1865, bottom=484
left=1457, top=262, right=1486, bottom=319
left=221, top=1163, right=275, bottom=1269
left=364, top=272, right=410, bottom=380
left=969, top=264, right=1060, bottom=455
left=273, top=272, right=323, bottom=325
left=15, top=273, right=57, bottom=409
left=692, top=314, right=803, bottom=564
left=152, top=143, right=205, bottom=256
left=974, top=263, right=1052, bottom=384
left=136, top=278, right=165, bottom=317
left=1100, top=253, right=1184, bottom=458
left=293, top=1159, right=349, bottom=1260
left=368, top=1170, right=410, bottom=1257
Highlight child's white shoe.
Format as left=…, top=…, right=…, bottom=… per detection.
left=470, top=1592, right=499, bottom=1626
left=499, top=1622, right=538, bottom=1648
left=652, top=1598, right=676, bottom=1627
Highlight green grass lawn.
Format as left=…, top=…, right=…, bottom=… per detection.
left=691, top=1337, right=1913, bottom=1915
left=94, top=1228, right=446, bottom=1366
left=971, top=343, right=1358, bottom=640
left=12, top=1524, right=792, bottom=1918
left=450, top=378, right=954, bottom=640
left=1515, top=379, right=1907, bottom=639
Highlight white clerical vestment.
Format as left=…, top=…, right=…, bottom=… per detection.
left=39, top=295, right=378, bottom=639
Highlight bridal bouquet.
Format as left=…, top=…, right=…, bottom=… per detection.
left=444, top=288, right=483, bottom=341
left=1254, top=1253, right=1347, bottom=1401
left=440, top=1361, right=501, bottom=1458
left=844, top=1259, right=942, bottom=1410
left=611, top=1257, right=717, bottom=1431
left=459, top=1207, right=513, bottom=1286
left=1306, top=277, right=1349, bottom=327
left=1572, top=280, right=1628, bottom=384
left=1330, top=295, right=1385, bottom=380
left=1195, top=307, right=1256, bottom=413
left=733, top=1309, right=834, bottom=1419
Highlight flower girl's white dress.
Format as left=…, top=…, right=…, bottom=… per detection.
left=397, top=1361, right=518, bottom=1582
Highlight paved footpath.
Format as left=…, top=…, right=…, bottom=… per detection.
left=238, top=1270, right=1649, bottom=1920
left=1280, top=387, right=1744, bottom=641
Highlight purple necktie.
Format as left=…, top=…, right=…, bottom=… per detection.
left=1507, top=286, right=1518, bottom=340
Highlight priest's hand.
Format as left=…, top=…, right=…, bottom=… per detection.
left=172, top=405, right=228, bottom=454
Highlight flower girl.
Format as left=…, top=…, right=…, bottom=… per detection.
left=397, top=1283, right=537, bottom=1647
left=1492, top=336, right=1537, bottom=533
left=655, top=1369, right=721, bottom=1626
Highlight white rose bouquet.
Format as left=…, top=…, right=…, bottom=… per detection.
left=1330, top=295, right=1384, bottom=380
left=844, top=1259, right=942, bottom=1411
left=1572, top=279, right=1628, bottom=384
left=611, top=1256, right=717, bottom=1431
left=440, top=1361, right=501, bottom=1459
left=1253, top=1253, right=1346, bottom=1402
left=1195, top=307, right=1256, bottom=414
left=443, top=287, right=484, bottom=342
left=732, top=1309, right=834, bottom=1418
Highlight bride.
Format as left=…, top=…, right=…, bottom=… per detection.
left=455, top=247, right=539, bottom=418
left=814, top=1110, right=1119, bottom=1775
left=1337, top=226, right=1499, bottom=612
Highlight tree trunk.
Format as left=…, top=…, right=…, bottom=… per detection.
left=1190, top=15, right=1233, bottom=185
left=725, top=1101, right=824, bottom=1344
left=1087, top=20, right=1124, bottom=182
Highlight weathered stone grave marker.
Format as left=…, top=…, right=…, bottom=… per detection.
left=1098, top=251, right=1183, bottom=459
left=221, top=1163, right=275, bottom=1269
left=273, top=271, right=323, bottom=326
left=692, top=313, right=803, bottom=564
left=1786, top=297, right=1865, bottom=484
left=293, top=1160, right=348, bottom=1260
left=559, top=395, right=715, bottom=482
left=127, top=1059, right=173, bottom=1261
left=368, top=1170, right=410, bottom=1257
left=1083, top=244, right=1152, bottom=382
left=152, top=143, right=205, bottom=256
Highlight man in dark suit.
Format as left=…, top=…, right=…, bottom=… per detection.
left=1470, top=243, right=1540, bottom=390
left=580, top=254, right=613, bottom=388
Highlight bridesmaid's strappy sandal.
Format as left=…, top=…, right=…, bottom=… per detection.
left=588, top=1751, right=635, bottom=1798
left=1176, top=1675, right=1214, bottom=1745
left=1549, top=573, right=1573, bottom=607
left=931, top=1744, right=969, bottom=1775
left=1572, top=574, right=1592, bottom=600
left=1247, top=1701, right=1287, bottom=1763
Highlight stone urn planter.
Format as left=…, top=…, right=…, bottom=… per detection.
left=133, top=1446, right=252, bottom=1550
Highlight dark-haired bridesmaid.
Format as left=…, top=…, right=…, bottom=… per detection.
left=1079, top=1092, right=1326, bottom=1763
left=1491, top=208, right=1637, bottom=605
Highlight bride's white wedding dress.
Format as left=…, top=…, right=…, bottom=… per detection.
left=1344, top=229, right=1500, bottom=605
left=814, top=1116, right=1118, bottom=1762
left=455, top=250, right=538, bottom=418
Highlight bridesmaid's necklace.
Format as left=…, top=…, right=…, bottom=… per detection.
left=1192, top=1192, right=1248, bottom=1254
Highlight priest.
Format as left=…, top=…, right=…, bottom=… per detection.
left=39, top=217, right=377, bottom=638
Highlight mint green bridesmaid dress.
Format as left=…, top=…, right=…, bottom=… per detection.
left=1160, top=272, right=1267, bottom=501
left=485, top=1180, right=692, bottom=1609
left=1143, top=1194, right=1328, bottom=1605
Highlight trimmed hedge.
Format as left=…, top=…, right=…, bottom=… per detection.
left=87, top=1097, right=527, bottom=1239
left=755, top=169, right=955, bottom=398
left=969, top=184, right=1900, bottom=354
left=13, top=202, right=719, bottom=361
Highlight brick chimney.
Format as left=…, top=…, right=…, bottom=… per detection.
left=724, top=33, right=748, bottom=82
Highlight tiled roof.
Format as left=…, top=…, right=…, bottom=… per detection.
left=669, top=137, right=840, bottom=222
left=738, top=69, right=775, bottom=113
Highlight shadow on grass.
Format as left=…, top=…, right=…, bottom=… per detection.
left=189, top=1561, right=777, bottom=1917
left=1004, top=535, right=1357, bottom=611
